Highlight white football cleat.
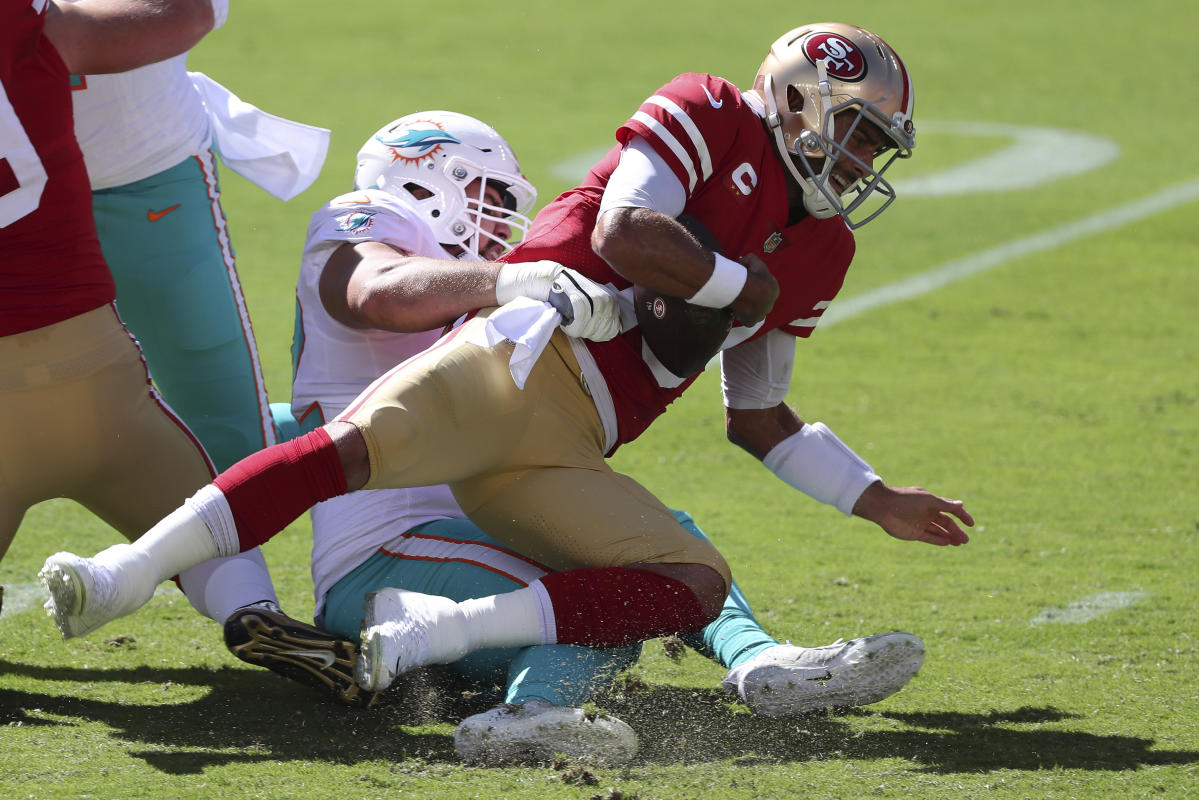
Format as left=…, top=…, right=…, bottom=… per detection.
left=455, top=700, right=637, bottom=766
left=722, top=632, right=926, bottom=716
left=354, top=588, right=470, bottom=692
left=38, top=545, right=157, bottom=639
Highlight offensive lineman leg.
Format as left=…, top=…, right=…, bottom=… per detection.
left=39, top=422, right=363, bottom=638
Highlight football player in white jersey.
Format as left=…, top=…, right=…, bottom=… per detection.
left=263, top=111, right=637, bottom=762
left=256, top=111, right=924, bottom=765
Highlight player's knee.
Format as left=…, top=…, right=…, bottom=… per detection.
left=687, top=562, right=731, bottom=622
left=326, top=421, right=370, bottom=491
left=675, top=541, right=731, bottom=621
left=638, top=560, right=729, bottom=622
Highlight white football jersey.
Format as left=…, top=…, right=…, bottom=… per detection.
left=295, top=189, right=466, bottom=614
left=72, top=55, right=211, bottom=190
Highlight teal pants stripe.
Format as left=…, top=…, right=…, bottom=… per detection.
left=323, top=517, right=640, bottom=707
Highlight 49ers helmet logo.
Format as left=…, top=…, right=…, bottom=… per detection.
left=802, top=32, right=867, bottom=81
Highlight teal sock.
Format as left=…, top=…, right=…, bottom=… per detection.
left=681, top=574, right=780, bottom=668
left=671, top=509, right=781, bottom=669
left=505, top=643, right=641, bottom=706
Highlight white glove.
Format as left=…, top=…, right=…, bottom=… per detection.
left=495, top=260, right=621, bottom=342
left=494, top=260, right=562, bottom=305
left=550, top=269, right=622, bottom=342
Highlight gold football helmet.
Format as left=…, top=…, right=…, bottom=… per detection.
left=752, top=23, right=916, bottom=228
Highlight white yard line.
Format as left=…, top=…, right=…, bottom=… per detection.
left=891, top=122, right=1120, bottom=196
left=822, top=176, right=1199, bottom=327
left=0, top=581, right=44, bottom=620
left=1031, top=591, right=1151, bottom=624
left=1, top=579, right=176, bottom=620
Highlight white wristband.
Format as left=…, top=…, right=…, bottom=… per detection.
left=688, top=253, right=747, bottom=308
left=210, top=0, right=230, bottom=29
left=762, top=422, right=880, bottom=516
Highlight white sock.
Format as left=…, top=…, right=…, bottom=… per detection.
left=458, top=587, right=548, bottom=650
left=184, top=484, right=240, bottom=557
left=130, top=490, right=226, bottom=583
left=91, top=542, right=159, bottom=609
left=177, top=548, right=279, bottom=623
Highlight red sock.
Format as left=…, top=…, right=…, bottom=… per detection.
left=538, top=567, right=708, bottom=648
left=213, top=428, right=347, bottom=550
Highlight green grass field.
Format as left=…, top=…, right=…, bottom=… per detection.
left=3, top=1, right=1198, bottom=797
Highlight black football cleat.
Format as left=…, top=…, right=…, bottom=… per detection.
left=224, top=605, right=381, bottom=709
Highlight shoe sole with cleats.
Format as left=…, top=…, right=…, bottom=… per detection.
left=224, top=607, right=381, bottom=709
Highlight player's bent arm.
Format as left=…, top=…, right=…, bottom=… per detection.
left=722, top=334, right=971, bottom=541
left=592, top=206, right=717, bottom=299
left=319, top=241, right=501, bottom=332
left=592, top=207, right=777, bottom=325
left=591, top=138, right=777, bottom=323
left=45, top=0, right=216, bottom=75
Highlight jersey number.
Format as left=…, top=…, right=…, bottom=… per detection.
left=0, top=78, right=49, bottom=227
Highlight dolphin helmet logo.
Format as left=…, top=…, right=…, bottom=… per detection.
left=376, top=123, right=463, bottom=164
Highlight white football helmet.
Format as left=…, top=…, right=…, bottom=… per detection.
left=752, top=23, right=916, bottom=228
left=354, top=111, right=537, bottom=257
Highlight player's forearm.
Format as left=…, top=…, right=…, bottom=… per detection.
left=592, top=207, right=714, bottom=298
left=725, top=404, right=803, bottom=459
left=353, top=257, right=502, bottom=333
left=740, top=409, right=882, bottom=517
left=593, top=207, right=776, bottom=324
left=46, top=0, right=215, bottom=74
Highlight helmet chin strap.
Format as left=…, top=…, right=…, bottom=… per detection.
left=761, top=72, right=840, bottom=220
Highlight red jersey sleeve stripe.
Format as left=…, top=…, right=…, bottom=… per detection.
left=630, top=110, right=698, bottom=193
left=644, top=94, right=714, bottom=182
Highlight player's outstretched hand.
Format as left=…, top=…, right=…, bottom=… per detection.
left=551, top=268, right=623, bottom=342
left=853, top=482, right=974, bottom=546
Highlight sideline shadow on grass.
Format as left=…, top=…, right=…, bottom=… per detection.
left=2, top=660, right=1197, bottom=774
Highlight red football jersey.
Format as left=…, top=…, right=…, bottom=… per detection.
left=0, top=0, right=113, bottom=336
left=505, top=73, right=856, bottom=449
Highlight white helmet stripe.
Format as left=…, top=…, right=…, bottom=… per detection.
left=644, top=95, right=713, bottom=184
left=631, top=110, right=698, bottom=193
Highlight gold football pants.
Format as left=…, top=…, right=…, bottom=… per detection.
left=0, top=304, right=213, bottom=560
left=340, top=313, right=730, bottom=588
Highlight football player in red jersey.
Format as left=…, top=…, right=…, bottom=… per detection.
left=43, top=23, right=974, bottom=713
left=2, top=0, right=379, bottom=707
left=1, top=0, right=217, bottom=563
